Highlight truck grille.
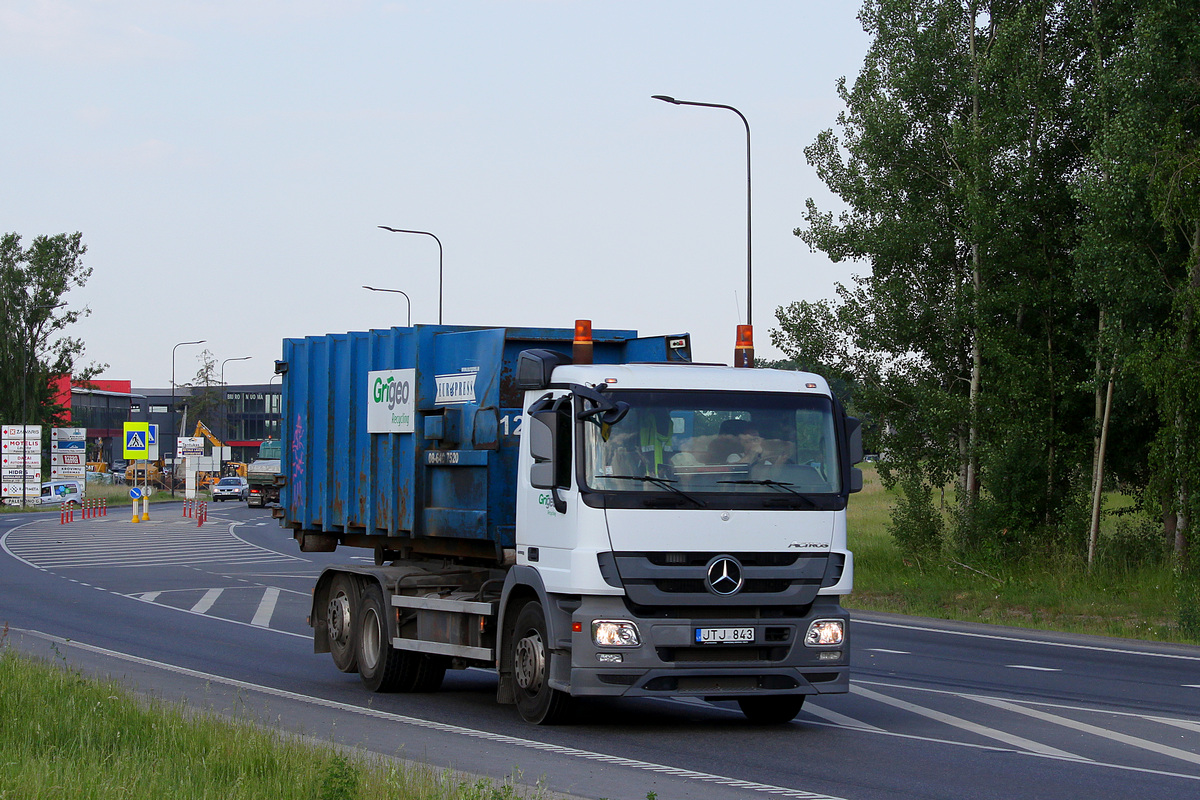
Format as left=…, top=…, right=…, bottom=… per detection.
left=605, top=551, right=839, bottom=608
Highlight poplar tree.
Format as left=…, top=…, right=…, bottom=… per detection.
left=0, top=232, right=102, bottom=428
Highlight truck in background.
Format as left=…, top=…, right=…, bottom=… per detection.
left=278, top=321, right=861, bottom=724
left=247, top=439, right=282, bottom=508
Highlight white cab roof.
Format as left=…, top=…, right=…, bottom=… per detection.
left=549, top=363, right=832, bottom=396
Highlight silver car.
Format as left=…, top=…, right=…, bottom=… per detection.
left=211, top=476, right=249, bottom=501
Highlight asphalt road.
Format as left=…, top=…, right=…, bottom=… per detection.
left=1, top=504, right=1197, bottom=800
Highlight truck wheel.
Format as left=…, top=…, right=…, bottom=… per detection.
left=408, top=655, right=447, bottom=692
left=356, top=584, right=406, bottom=692
left=326, top=574, right=359, bottom=673
left=737, top=696, right=804, bottom=724
left=511, top=601, right=571, bottom=724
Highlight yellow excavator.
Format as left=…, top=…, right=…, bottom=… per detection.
left=192, top=421, right=225, bottom=488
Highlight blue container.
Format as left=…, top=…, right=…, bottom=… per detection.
left=280, top=324, right=690, bottom=561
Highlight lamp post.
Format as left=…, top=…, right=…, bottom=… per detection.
left=220, top=356, right=251, bottom=446
left=652, top=95, right=754, bottom=364
left=377, top=226, right=443, bottom=324
left=362, top=286, right=412, bottom=327
left=171, top=340, right=205, bottom=497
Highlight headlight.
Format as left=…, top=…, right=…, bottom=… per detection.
left=592, top=620, right=641, bottom=647
left=805, top=619, right=845, bottom=646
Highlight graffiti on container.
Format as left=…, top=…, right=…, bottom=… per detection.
left=291, top=413, right=306, bottom=503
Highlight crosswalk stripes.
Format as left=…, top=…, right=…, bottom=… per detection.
left=850, top=684, right=1086, bottom=760
left=3, top=517, right=303, bottom=569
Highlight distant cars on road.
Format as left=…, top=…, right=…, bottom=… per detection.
left=211, top=476, right=249, bottom=502
left=30, top=480, right=85, bottom=507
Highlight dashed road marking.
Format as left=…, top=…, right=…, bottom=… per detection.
left=252, top=587, right=280, bottom=627
left=191, top=588, right=224, bottom=614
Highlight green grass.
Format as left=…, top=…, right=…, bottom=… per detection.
left=0, top=630, right=549, bottom=800
left=846, top=466, right=1188, bottom=644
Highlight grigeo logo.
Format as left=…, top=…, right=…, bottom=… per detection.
left=373, top=375, right=410, bottom=410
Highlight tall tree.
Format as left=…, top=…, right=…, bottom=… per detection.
left=0, top=232, right=103, bottom=427
left=781, top=0, right=1094, bottom=556
left=1075, top=0, right=1200, bottom=560
left=181, top=349, right=223, bottom=441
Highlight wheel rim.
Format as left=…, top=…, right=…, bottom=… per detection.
left=514, top=630, right=545, bottom=693
left=327, top=592, right=351, bottom=646
left=361, top=607, right=382, bottom=669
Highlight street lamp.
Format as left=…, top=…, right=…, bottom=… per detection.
left=652, top=94, right=754, bottom=365
left=377, top=226, right=444, bottom=324
left=220, top=356, right=251, bottom=445
left=362, top=286, right=412, bottom=327
left=171, top=340, right=205, bottom=497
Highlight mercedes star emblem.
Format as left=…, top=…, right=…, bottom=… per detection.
left=705, top=555, right=745, bottom=596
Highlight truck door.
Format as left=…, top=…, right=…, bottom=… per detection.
left=516, top=391, right=583, bottom=591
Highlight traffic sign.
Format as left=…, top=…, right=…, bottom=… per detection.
left=123, top=422, right=150, bottom=460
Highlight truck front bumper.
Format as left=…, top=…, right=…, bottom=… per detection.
left=560, top=594, right=849, bottom=700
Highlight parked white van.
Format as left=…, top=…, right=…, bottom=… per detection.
left=32, top=480, right=85, bottom=507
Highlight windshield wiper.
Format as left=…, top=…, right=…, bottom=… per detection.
left=718, top=478, right=800, bottom=493
left=602, top=475, right=707, bottom=508
left=718, top=479, right=820, bottom=508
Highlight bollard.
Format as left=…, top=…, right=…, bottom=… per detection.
left=60, top=508, right=67, bottom=525
left=102, top=498, right=107, bottom=517
left=140, top=495, right=149, bottom=522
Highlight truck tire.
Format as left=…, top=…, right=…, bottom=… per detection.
left=407, top=654, right=447, bottom=692
left=511, top=600, right=571, bottom=724
left=356, top=584, right=407, bottom=692
left=737, top=695, right=804, bottom=724
left=326, top=573, right=359, bottom=673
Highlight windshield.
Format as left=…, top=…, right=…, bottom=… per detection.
left=583, top=389, right=841, bottom=496
left=257, top=440, right=281, bottom=460
left=218, top=478, right=241, bottom=486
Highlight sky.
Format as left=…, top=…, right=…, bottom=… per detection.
left=2, top=1, right=871, bottom=387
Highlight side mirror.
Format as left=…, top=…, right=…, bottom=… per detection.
left=849, top=467, right=863, bottom=494
left=527, top=410, right=566, bottom=513
left=528, top=411, right=556, bottom=466
left=846, top=417, right=863, bottom=465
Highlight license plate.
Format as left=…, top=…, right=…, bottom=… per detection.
left=695, top=627, right=755, bottom=644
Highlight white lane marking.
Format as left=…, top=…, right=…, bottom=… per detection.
left=804, top=702, right=884, bottom=732
left=851, top=685, right=1086, bottom=761
left=251, top=587, right=280, bottom=627
left=17, top=630, right=851, bottom=800
left=139, top=591, right=161, bottom=602
left=866, top=648, right=910, bottom=655
left=191, top=588, right=223, bottom=614
left=1152, top=717, right=1200, bottom=733
left=969, top=695, right=1200, bottom=767
left=855, top=617, right=1200, bottom=662
left=1185, top=685, right=1200, bottom=689
left=125, top=593, right=309, bottom=639
left=1, top=517, right=305, bottom=571
left=1006, top=665, right=1061, bottom=672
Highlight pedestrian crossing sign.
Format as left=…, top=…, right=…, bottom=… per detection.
left=123, top=422, right=150, bottom=460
